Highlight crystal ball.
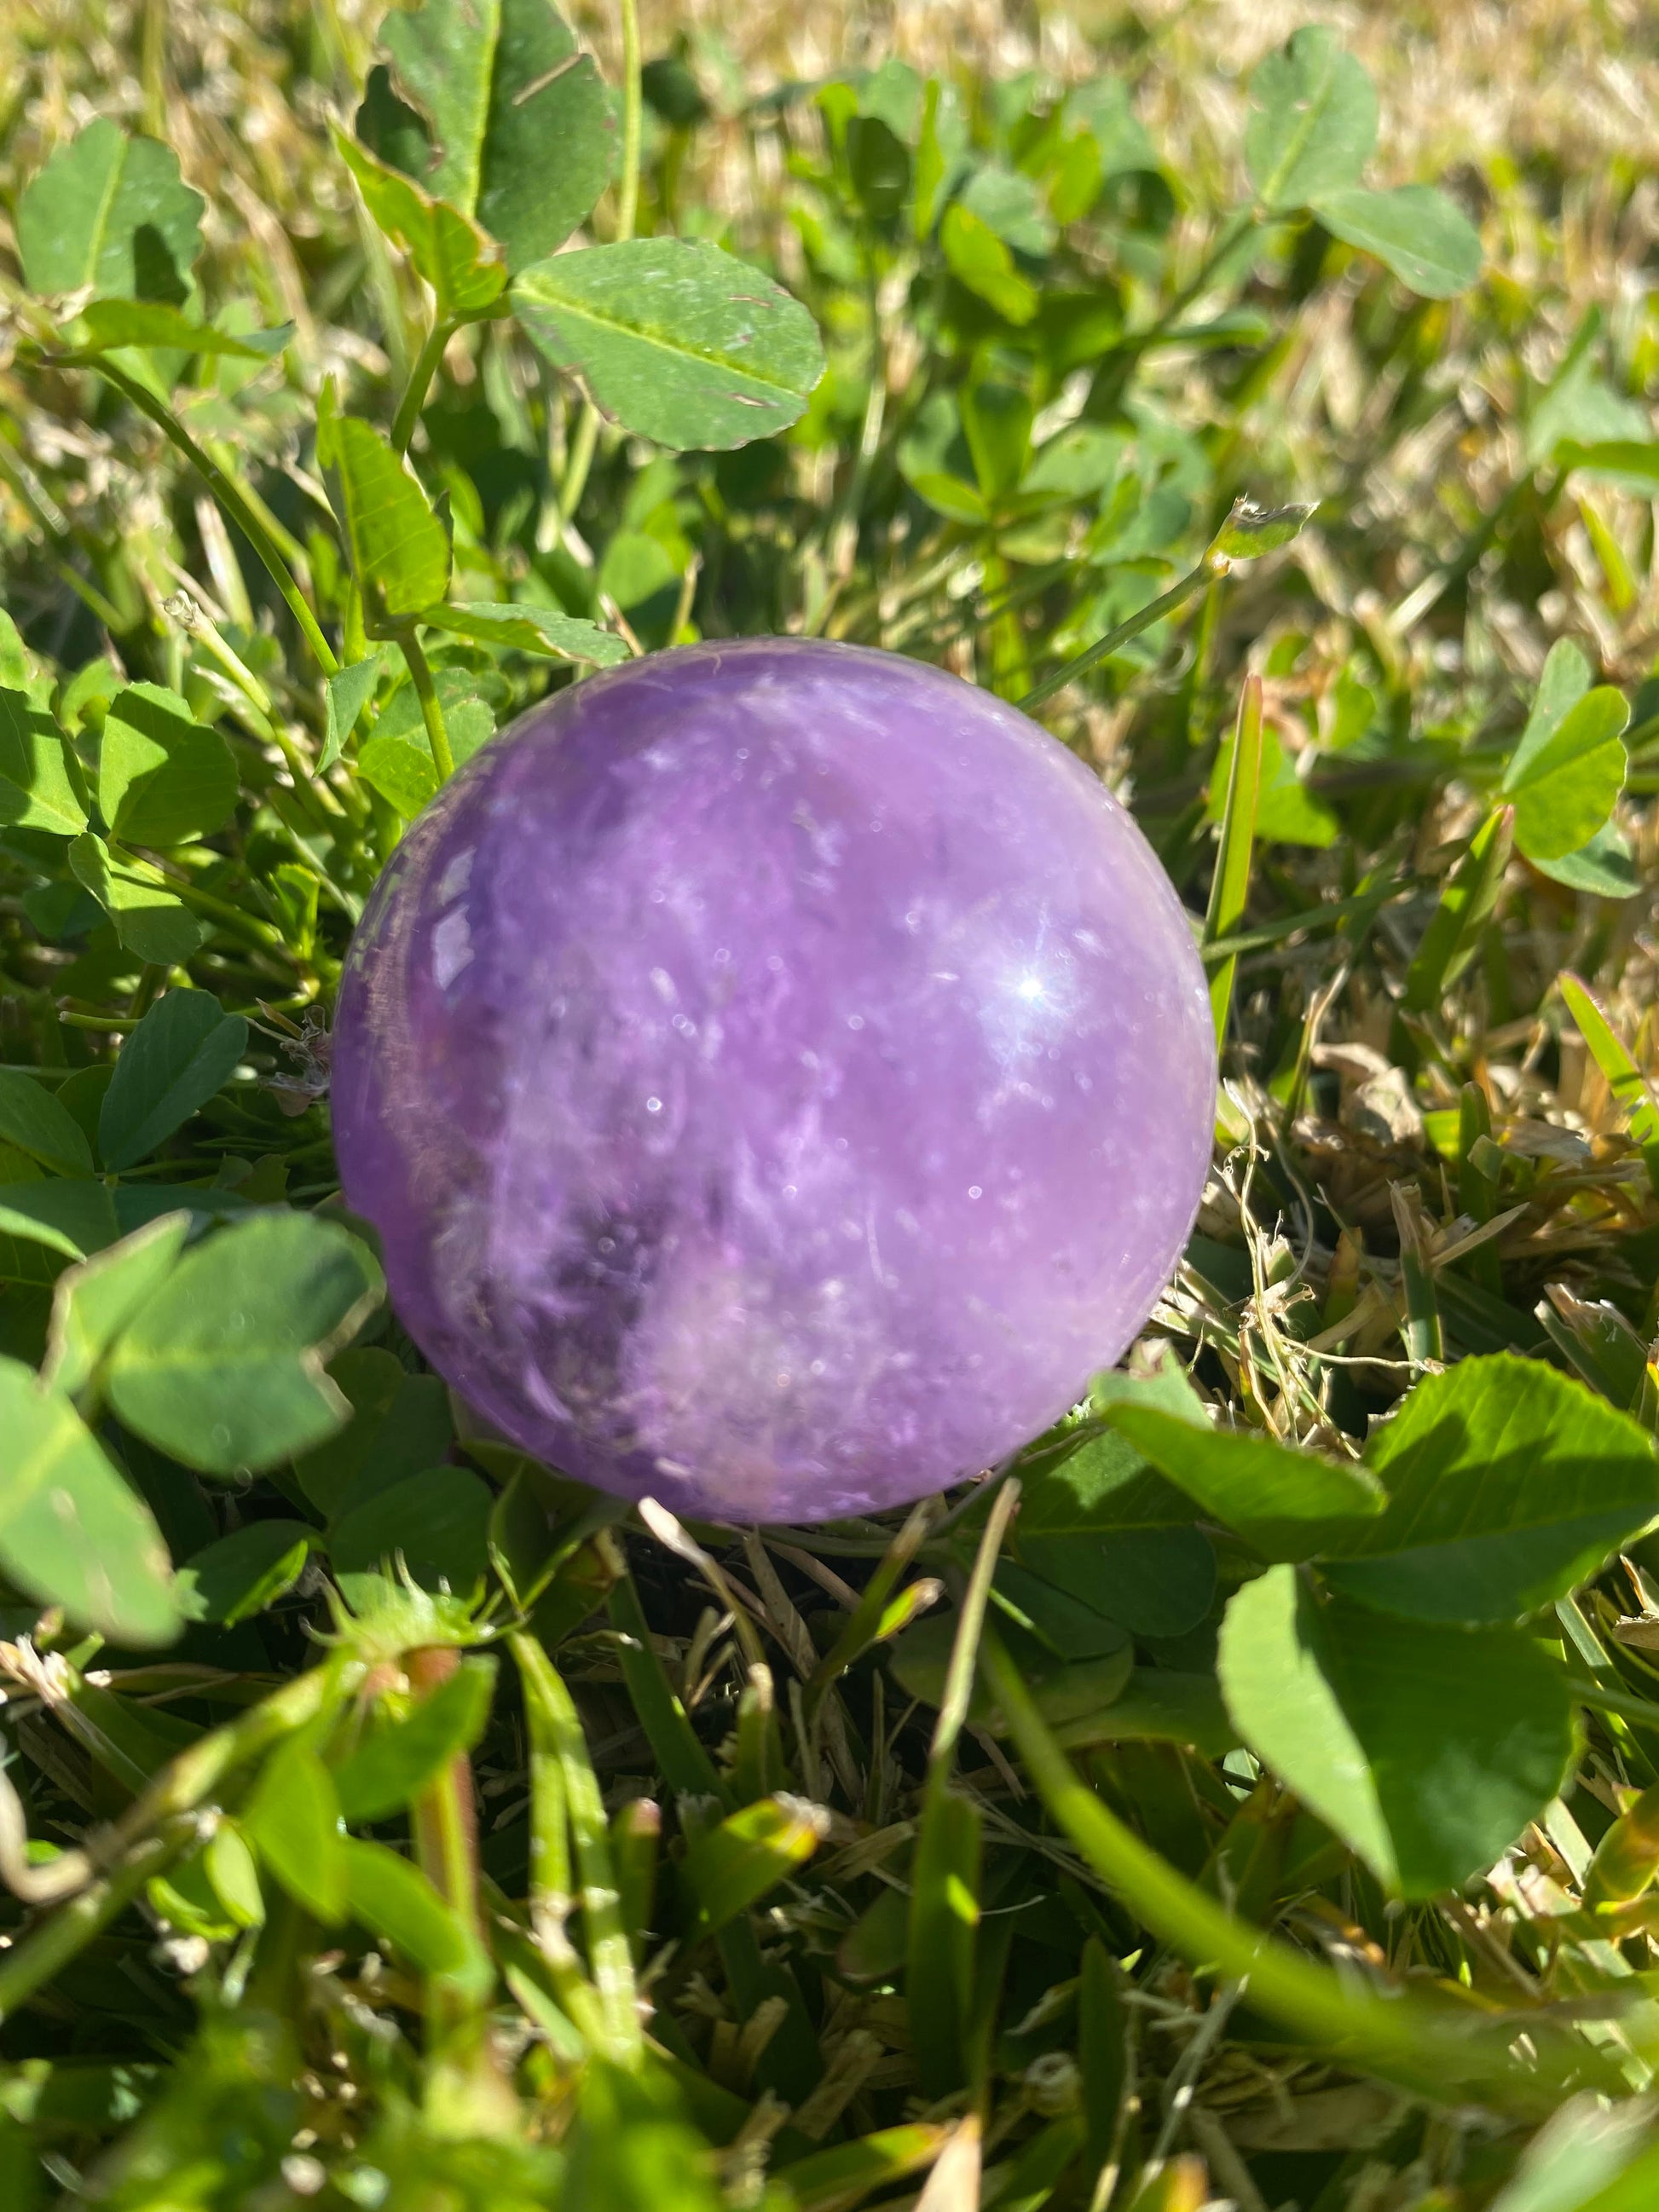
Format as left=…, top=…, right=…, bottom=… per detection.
left=331, top=639, right=1215, bottom=1522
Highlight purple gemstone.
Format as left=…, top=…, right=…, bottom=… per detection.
left=331, top=639, right=1215, bottom=1522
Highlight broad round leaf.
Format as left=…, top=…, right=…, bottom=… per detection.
left=1317, top=1353, right=1659, bottom=1624
left=177, top=1520, right=315, bottom=1626
left=0, top=1069, right=92, bottom=1178
left=96, top=683, right=240, bottom=848
left=329, top=1465, right=493, bottom=1591
left=43, top=1211, right=191, bottom=1399
left=16, top=118, right=203, bottom=302
left=1314, top=184, right=1482, bottom=298
left=334, top=129, right=506, bottom=319
left=370, top=0, right=615, bottom=271
left=0, top=690, right=89, bottom=837
left=104, top=1212, right=384, bottom=1474
left=68, top=835, right=205, bottom=967
left=513, top=239, right=824, bottom=450
left=1245, top=27, right=1377, bottom=211
left=1220, top=1566, right=1575, bottom=1897
left=98, top=989, right=250, bottom=1172
left=1501, top=685, right=1629, bottom=863
left=0, top=1356, right=181, bottom=1648
left=317, top=402, right=450, bottom=624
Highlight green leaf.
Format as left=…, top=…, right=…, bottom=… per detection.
left=177, top=1519, right=315, bottom=1626
left=1207, top=717, right=1337, bottom=848
left=373, top=662, right=496, bottom=768
left=334, top=129, right=506, bottom=319
left=960, top=380, right=1032, bottom=501
left=1313, top=183, right=1482, bottom=297
left=0, top=1071, right=93, bottom=1179
left=245, top=1738, right=347, bottom=1922
left=368, top=0, right=615, bottom=272
left=1019, top=1528, right=1215, bottom=1639
left=329, top=1465, right=494, bottom=1591
left=1245, top=27, right=1377, bottom=211
left=0, top=1181, right=121, bottom=1273
left=513, top=239, right=824, bottom=451
left=356, top=734, right=439, bottom=818
left=907, top=1783, right=979, bottom=2097
left=847, top=114, right=910, bottom=224
left=1022, top=423, right=1125, bottom=501
left=205, top=1823, right=265, bottom=1929
left=1203, top=677, right=1263, bottom=1037
left=67, top=835, right=205, bottom=967
left=0, top=690, right=90, bottom=837
left=16, top=119, right=204, bottom=302
left=43, top=1212, right=191, bottom=1400
left=103, top=1212, right=384, bottom=1475
left=1512, top=637, right=1591, bottom=756
left=342, top=1837, right=488, bottom=1988
left=0, top=1356, right=180, bottom=1647
left=423, top=602, right=630, bottom=665
left=77, top=300, right=290, bottom=357
left=890, top=1610, right=1133, bottom=1733
left=682, top=1794, right=829, bottom=1937
left=1207, top=499, right=1318, bottom=560
left=96, top=683, right=239, bottom=847
left=316, top=398, right=451, bottom=625
left=334, top=1656, right=497, bottom=1823
left=992, top=1560, right=1132, bottom=1662
left=1316, top=1354, right=1659, bottom=1625
left=98, top=989, right=250, bottom=1171
left=1500, top=684, right=1628, bottom=863
left=1066, top=78, right=1158, bottom=178
left=939, top=201, right=1038, bottom=323
left=1099, top=1401, right=1386, bottom=1563
left=293, top=1349, right=454, bottom=1519
left=1401, top=806, right=1514, bottom=1014
left=1486, top=2103, right=1659, bottom=2212
left=1559, top=971, right=1659, bottom=1191
left=1014, top=1420, right=1217, bottom=1634
left=321, top=654, right=388, bottom=772
left=1532, top=821, right=1639, bottom=899
left=1555, top=440, right=1659, bottom=495
left=957, top=165, right=1054, bottom=256
left=776, top=2128, right=951, bottom=2212
left=1219, top=1565, right=1575, bottom=1896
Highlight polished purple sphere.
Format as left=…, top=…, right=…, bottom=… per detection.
left=331, top=640, right=1215, bottom=1522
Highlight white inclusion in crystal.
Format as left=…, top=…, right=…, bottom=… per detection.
left=431, top=907, right=473, bottom=990
left=436, top=848, right=474, bottom=904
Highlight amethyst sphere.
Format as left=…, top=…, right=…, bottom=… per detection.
left=331, top=639, right=1215, bottom=1522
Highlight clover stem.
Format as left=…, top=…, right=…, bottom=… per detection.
left=397, top=628, right=455, bottom=781
left=407, top=1647, right=483, bottom=1937
left=556, top=0, right=642, bottom=528
left=391, top=318, right=456, bottom=458
left=0, top=1823, right=194, bottom=2024
left=83, top=359, right=339, bottom=675
left=977, top=1624, right=1608, bottom=2117
left=1019, top=558, right=1217, bottom=710
left=616, top=0, right=643, bottom=246
left=558, top=405, right=602, bottom=526
left=405, top=1646, right=517, bottom=2136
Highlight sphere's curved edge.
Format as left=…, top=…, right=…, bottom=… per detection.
left=332, top=638, right=1219, bottom=1525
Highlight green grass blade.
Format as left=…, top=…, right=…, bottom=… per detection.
left=1560, top=970, right=1659, bottom=1195
left=1202, top=674, right=1263, bottom=1041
